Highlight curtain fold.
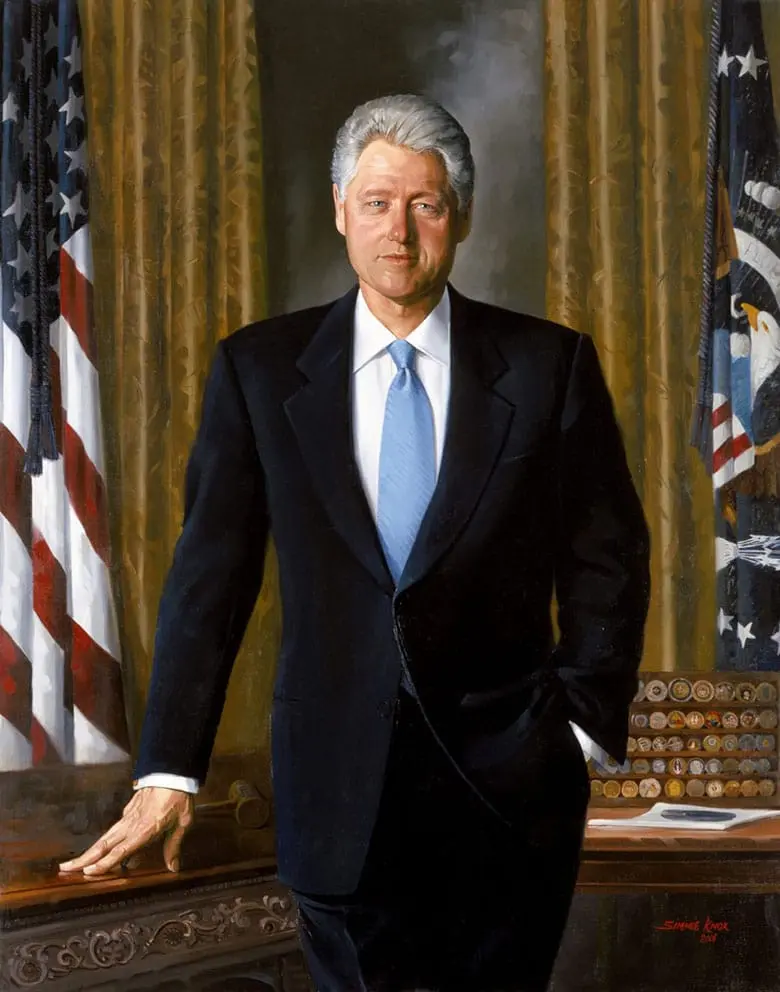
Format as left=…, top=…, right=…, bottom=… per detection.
left=80, top=0, right=278, bottom=754
left=545, top=0, right=715, bottom=672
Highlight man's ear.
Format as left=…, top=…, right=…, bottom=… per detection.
left=333, top=183, right=346, bottom=236
left=457, top=200, right=473, bottom=243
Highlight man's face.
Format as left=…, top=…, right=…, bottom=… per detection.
left=333, top=138, right=471, bottom=306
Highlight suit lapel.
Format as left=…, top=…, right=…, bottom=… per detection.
left=283, top=286, right=395, bottom=595
left=397, top=287, right=516, bottom=593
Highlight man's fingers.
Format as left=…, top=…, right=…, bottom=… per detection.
left=58, top=825, right=129, bottom=872
left=82, top=828, right=157, bottom=876
left=162, top=821, right=189, bottom=873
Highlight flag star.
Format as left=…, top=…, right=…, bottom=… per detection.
left=45, top=66, right=59, bottom=103
left=64, top=37, right=82, bottom=77
left=64, top=141, right=87, bottom=175
left=736, top=45, right=768, bottom=80
left=10, top=288, right=30, bottom=321
left=718, top=46, right=734, bottom=76
left=20, top=37, right=33, bottom=76
left=59, top=87, right=84, bottom=125
left=60, top=189, right=85, bottom=225
left=46, top=227, right=58, bottom=259
left=45, top=120, right=60, bottom=161
left=3, top=183, right=25, bottom=226
left=718, top=608, right=735, bottom=635
left=46, top=179, right=59, bottom=213
left=737, top=621, right=756, bottom=649
left=2, top=91, right=19, bottom=123
left=9, top=239, right=32, bottom=279
left=772, top=625, right=780, bottom=656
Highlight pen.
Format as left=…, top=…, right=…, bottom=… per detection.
left=660, top=809, right=737, bottom=821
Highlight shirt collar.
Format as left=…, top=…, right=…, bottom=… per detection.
left=352, top=286, right=451, bottom=373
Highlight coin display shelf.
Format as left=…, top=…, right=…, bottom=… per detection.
left=587, top=671, right=780, bottom=807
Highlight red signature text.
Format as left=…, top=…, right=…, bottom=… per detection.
left=655, top=917, right=730, bottom=942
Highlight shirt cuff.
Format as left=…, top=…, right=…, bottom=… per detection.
left=133, top=773, right=200, bottom=795
left=569, top=720, right=613, bottom=766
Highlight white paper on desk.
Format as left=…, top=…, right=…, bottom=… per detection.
left=588, top=802, right=780, bottom=831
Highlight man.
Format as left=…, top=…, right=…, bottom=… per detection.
left=60, top=94, right=650, bottom=991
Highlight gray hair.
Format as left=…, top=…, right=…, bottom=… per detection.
left=331, top=94, right=475, bottom=213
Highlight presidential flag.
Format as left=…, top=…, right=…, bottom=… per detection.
left=693, top=0, right=780, bottom=669
left=0, top=0, right=129, bottom=768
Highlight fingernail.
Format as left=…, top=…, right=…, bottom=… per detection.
left=83, top=866, right=97, bottom=874
left=170, top=858, right=180, bottom=873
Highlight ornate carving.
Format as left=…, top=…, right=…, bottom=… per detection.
left=5, top=895, right=297, bottom=987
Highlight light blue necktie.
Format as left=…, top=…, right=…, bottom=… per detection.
left=377, top=340, right=437, bottom=584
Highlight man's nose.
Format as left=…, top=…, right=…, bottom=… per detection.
left=387, top=205, right=414, bottom=243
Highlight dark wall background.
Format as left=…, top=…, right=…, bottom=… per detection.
left=254, top=0, right=545, bottom=318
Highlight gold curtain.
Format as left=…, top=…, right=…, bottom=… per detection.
left=80, top=0, right=279, bottom=756
left=544, top=0, right=715, bottom=672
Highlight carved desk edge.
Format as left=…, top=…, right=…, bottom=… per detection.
left=1, top=865, right=303, bottom=990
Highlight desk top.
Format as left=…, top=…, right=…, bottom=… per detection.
left=584, top=806, right=780, bottom=852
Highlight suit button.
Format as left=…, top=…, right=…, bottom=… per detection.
left=377, top=700, right=395, bottom=719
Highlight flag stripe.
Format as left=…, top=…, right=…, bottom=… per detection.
left=59, top=241, right=96, bottom=364
left=0, top=424, right=32, bottom=550
left=71, top=622, right=129, bottom=750
left=0, top=626, right=33, bottom=738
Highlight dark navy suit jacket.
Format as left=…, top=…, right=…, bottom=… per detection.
left=135, top=284, right=650, bottom=894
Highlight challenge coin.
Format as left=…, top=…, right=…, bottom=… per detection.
left=632, top=758, right=651, bottom=775
left=686, top=711, right=705, bottom=730
left=693, top=680, right=715, bottom=703
left=669, top=678, right=692, bottom=702
left=703, top=735, right=721, bottom=752
left=741, top=780, right=760, bottom=798
left=759, top=709, right=778, bottom=729
left=739, top=758, right=757, bottom=775
left=756, top=682, right=777, bottom=704
left=721, top=734, right=739, bottom=752
left=705, top=758, right=723, bottom=775
left=664, top=779, right=685, bottom=798
left=626, top=736, right=638, bottom=753
left=652, top=736, right=667, bottom=752
left=669, top=757, right=688, bottom=776
left=688, top=758, right=705, bottom=776
left=632, top=713, right=650, bottom=731
left=603, top=780, right=621, bottom=799
left=621, top=780, right=639, bottom=798
left=740, top=709, right=758, bottom=729
left=652, top=758, right=667, bottom=774
left=722, top=711, right=740, bottom=730
left=667, top=710, right=687, bottom=730
left=724, top=780, right=742, bottom=798
left=737, top=682, right=757, bottom=703
left=590, top=780, right=604, bottom=798
left=639, top=778, right=662, bottom=799
left=649, top=711, right=668, bottom=731
left=686, top=780, right=706, bottom=798
left=756, top=758, right=772, bottom=774
left=759, top=779, right=776, bottom=797
left=667, top=736, right=684, bottom=752
left=645, top=679, right=668, bottom=703
left=723, top=758, right=740, bottom=774
left=704, top=710, right=722, bottom=729
left=738, top=733, right=758, bottom=751
left=637, top=736, right=653, bottom=752
left=758, top=734, right=776, bottom=752
left=715, top=681, right=736, bottom=702
left=706, top=779, right=724, bottom=798
left=686, top=737, right=702, bottom=751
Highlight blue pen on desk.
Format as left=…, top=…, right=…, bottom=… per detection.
left=660, top=809, right=737, bottom=822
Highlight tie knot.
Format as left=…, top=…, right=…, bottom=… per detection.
left=387, top=339, right=416, bottom=371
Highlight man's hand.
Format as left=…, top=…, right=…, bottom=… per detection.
left=58, top=787, right=194, bottom=876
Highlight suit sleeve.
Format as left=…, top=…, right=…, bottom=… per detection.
left=551, top=333, right=651, bottom=764
left=133, top=340, right=269, bottom=784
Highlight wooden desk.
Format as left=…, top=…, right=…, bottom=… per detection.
left=578, top=806, right=780, bottom=893
left=1, top=817, right=313, bottom=992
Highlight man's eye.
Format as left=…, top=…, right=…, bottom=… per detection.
left=415, top=202, right=439, bottom=213
left=367, top=200, right=386, bottom=208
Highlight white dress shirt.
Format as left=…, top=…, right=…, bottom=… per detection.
left=136, top=287, right=609, bottom=795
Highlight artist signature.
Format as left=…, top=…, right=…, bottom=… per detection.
left=655, top=917, right=730, bottom=942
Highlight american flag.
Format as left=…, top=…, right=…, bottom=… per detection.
left=0, top=0, right=129, bottom=768
left=694, top=0, right=780, bottom=670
